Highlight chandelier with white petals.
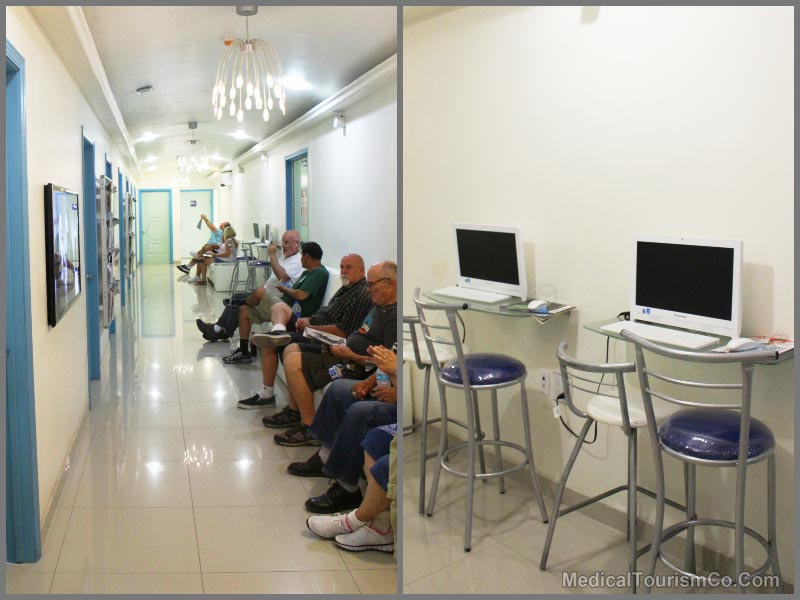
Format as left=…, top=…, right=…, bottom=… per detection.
left=177, top=122, right=209, bottom=174
left=212, top=6, right=286, bottom=123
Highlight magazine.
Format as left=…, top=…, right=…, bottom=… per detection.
left=303, top=328, right=347, bottom=346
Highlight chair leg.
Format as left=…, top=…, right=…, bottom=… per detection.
left=418, top=365, right=432, bottom=515
left=629, top=430, right=638, bottom=594
left=426, top=382, right=448, bottom=518
left=464, top=387, right=477, bottom=551
left=491, top=388, right=505, bottom=494
left=645, top=448, right=666, bottom=594
left=767, top=455, right=784, bottom=592
left=540, top=417, right=593, bottom=570
left=471, top=390, right=487, bottom=477
left=520, top=381, right=548, bottom=523
left=683, top=462, right=697, bottom=573
left=735, top=453, right=747, bottom=593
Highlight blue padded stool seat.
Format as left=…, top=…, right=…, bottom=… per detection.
left=659, top=408, right=775, bottom=461
left=441, top=353, right=526, bottom=386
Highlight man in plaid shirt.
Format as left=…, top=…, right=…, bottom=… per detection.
left=237, top=254, right=372, bottom=409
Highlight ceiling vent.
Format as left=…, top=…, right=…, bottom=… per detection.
left=219, top=171, right=233, bottom=187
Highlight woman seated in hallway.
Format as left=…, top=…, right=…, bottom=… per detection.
left=306, top=423, right=396, bottom=554
left=189, top=225, right=239, bottom=285
left=176, top=214, right=231, bottom=274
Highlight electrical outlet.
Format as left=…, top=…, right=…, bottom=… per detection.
left=549, top=371, right=564, bottom=401
left=537, top=369, right=550, bottom=396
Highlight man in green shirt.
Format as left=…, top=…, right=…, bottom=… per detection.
left=223, top=242, right=329, bottom=364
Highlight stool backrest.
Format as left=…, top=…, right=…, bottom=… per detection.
left=403, top=316, right=425, bottom=370
left=556, top=342, right=636, bottom=436
left=622, top=330, right=778, bottom=459
left=413, top=288, right=469, bottom=386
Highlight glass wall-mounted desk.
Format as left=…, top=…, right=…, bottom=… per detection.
left=424, top=291, right=575, bottom=325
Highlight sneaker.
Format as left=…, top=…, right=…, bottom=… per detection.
left=187, top=276, right=200, bottom=283
left=196, top=318, right=212, bottom=336
left=274, top=423, right=321, bottom=447
left=305, top=482, right=363, bottom=514
left=252, top=331, right=292, bottom=348
left=306, top=512, right=359, bottom=539
left=334, top=517, right=394, bottom=553
left=287, top=451, right=326, bottom=477
left=177, top=264, right=191, bottom=274
left=222, top=349, right=252, bottom=364
left=262, top=406, right=301, bottom=428
left=237, top=393, right=276, bottom=409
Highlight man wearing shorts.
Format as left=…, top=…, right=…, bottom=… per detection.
left=262, top=261, right=397, bottom=444
left=221, top=241, right=329, bottom=364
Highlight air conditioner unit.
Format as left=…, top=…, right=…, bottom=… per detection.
left=219, top=171, right=233, bottom=187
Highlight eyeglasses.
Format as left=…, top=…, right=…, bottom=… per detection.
left=366, top=277, right=394, bottom=289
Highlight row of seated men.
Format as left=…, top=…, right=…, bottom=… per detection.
left=195, top=229, right=398, bottom=553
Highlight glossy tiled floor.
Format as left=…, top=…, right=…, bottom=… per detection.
left=402, top=429, right=782, bottom=595
left=6, top=265, right=395, bottom=595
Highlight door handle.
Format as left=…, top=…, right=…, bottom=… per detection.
left=86, top=274, right=94, bottom=280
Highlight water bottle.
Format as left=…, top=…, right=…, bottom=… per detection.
left=292, top=301, right=302, bottom=320
left=376, top=368, right=391, bottom=388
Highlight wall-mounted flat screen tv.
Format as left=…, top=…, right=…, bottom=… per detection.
left=44, top=184, right=82, bottom=327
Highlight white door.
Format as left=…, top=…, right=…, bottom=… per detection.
left=140, top=190, right=171, bottom=264
left=180, top=189, right=213, bottom=258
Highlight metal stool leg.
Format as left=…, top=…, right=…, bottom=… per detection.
left=491, top=388, right=505, bottom=494
left=629, top=429, right=639, bottom=594
left=767, top=455, right=784, bottom=592
left=735, top=451, right=747, bottom=593
left=684, top=462, right=697, bottom=573
left=426, top=382, right=447, bottom=517
left=464, top=386, right=477, bottom=551
left=471, top=390, right=487, bottom=477
left=540, top=417, right=593, bottom=570
left=419, top=364, right=432, bottom=514
left=646, top=448, right=666, bottom=594
left=520, top=381, right=548, bottom=523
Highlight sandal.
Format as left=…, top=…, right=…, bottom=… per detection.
left=274, top=423, right=321, bottom=447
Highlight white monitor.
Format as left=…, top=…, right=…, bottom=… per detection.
left=453, top=223, right=528, bottom=300
left=263, top=222, right=271, bottom=242
left=631, top=234, right=742, bottom=338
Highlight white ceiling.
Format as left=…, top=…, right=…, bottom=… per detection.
left=31, top=6, right=397, bottom=177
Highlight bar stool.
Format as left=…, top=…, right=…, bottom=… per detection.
left=403, top=315, right=474, bottom=515
left=228, top=255, right=251, bottom=298
left=539, top=343, right=654, bottom=592
left=623, top=330, right=784, bottom=594
left=413, top=288, right=549, bottom=551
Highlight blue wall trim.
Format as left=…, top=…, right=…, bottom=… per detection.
left=284, top=148, right=308, bottom=232
left=82, top=131, right=100, bottom=380
left=5, top=40, right=42, bottom=563
left=139, top=189, right=173, bottom=265
left=117, top=169, right=125, bottom=306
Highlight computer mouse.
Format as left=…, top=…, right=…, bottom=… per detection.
left=527, top=299, right=548, bottom=312
left=726, top=337, right=760, bottom=352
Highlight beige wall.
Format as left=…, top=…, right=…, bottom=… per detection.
left=404, top=6, right=793, bottom=577
left=7, top=7, right=139, bottom=521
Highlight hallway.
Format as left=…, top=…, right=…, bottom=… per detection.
left=6, top=265, right=395, bottom=594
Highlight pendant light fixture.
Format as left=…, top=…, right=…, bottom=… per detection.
left=177, top=122, right=209, bottom=174
left=212, top=6, right=286, bottom=123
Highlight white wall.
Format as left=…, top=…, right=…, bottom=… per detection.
left=7, top=7, right=139, bottom=521
left=219, top=82, right=398, bottom=268
left=404, top=6, right=793, bottom=577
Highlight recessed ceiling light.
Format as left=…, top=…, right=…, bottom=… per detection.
left=230, top=130, right=251, bottom=140
left=137, top=131, right=158, bottom=143
left=142, top=155, right=157, bottom=163
left=136, top=84, right=154, bottom=95
left=210, top=154, right=231, bottom=162
left=145, top=165, right=158, bottom=172
left=281, top=74, right=312, bottom=91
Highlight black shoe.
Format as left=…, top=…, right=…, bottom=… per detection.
left=305, top=482, right=363, bottom=514
left=274, top=423, right=321, bottom=447
left=287, top=451, right=326, bottom=477
left=222, top=349, right=252, bottom=364
left=262, top=406, right=301, bottom=428
left=196, top=318, right=213, bottom=336
left=237, top=393, right=276, bottom=409
left=177, top=264, right=191, bottom=274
